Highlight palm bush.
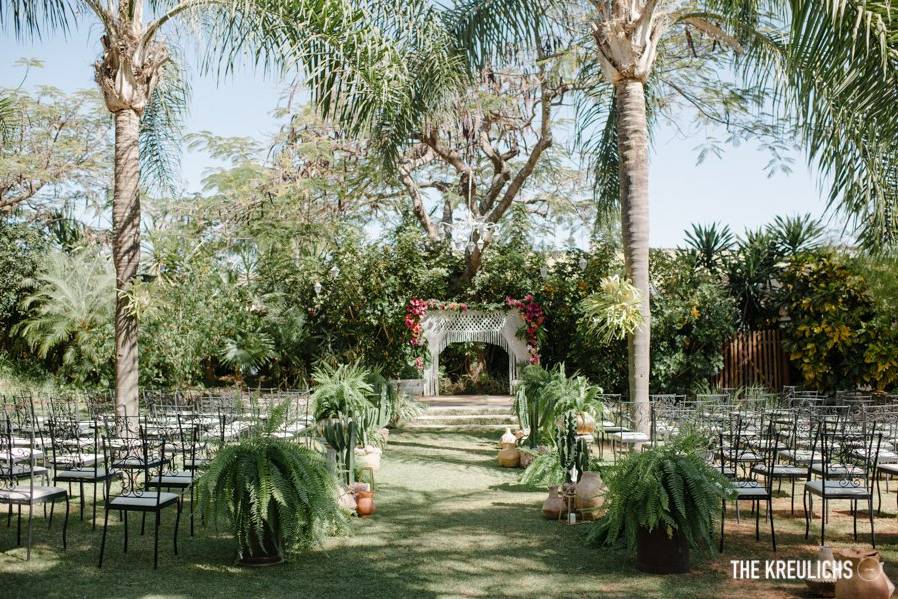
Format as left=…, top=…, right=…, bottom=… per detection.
left=311, top=361, right=376, bottom=421
left=544, top=365, right=603, bottom=420
left=198, top=404, right=345, bottom=564
left=15, top=250, right=114, bottom=386
left=587, top=432, right=727, bottom=551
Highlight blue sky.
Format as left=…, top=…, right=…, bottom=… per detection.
left=1, top=26, right=840, bottom=248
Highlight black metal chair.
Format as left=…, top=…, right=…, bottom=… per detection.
left=0, top=414, right=69, bottom=560
left=803, top=418, right=881, bottom=547
left=49, top=417, right=118, bottom=528
left=144, top=416, right=198, bottom=535
left=719, top=427, right=778, bottom=552
left=98, top=417, right=182, bottom=569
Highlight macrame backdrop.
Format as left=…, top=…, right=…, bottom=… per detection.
left=421, top=309, right=530, bottom=395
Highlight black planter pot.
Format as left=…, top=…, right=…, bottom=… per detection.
left=635, top=526, right=690, bottom=574
left=238, top=522, right=284, bottom=567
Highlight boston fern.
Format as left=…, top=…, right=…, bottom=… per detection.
left=198, top=404, right=345, bottom=562
left=588, top=433, right=728, bottom=550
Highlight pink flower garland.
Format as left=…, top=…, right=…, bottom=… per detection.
left=505, top=294, right=545, bottom=364
left=404, top=296, right=544, bottom=369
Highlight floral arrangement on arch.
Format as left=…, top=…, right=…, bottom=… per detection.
left=403, top=296, right=545, bottom=371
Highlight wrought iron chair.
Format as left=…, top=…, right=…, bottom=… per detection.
left=719, top=426, right=779, bottom=552
left=98, top=417, right=182, bottom=569
left=0, top=413, right=69, bottom=560
left=803, top=418, right=881, bottom=547
left=49, top=417, right=118, bottom=528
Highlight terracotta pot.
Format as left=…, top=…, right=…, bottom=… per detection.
left=378, top=427, right=390, bottom=443
left=835, top=549, right=895, bottom=599
left=519, top=450, right=535, bottom=469
left=356, top=491, right=376, bottom=517
left=542, top=486, right=564, bottom=520
left=355, top=445, right=382, bottom=471
left=497, top=446, right=520, bottom=468
left=514, top=430, right=526, bottom=440
left=576, top=412, right=596, bottom=435
left=574, top=472, right=604, bottom=520
left=500, top=427, right=517, bottom=449
left=636, top=526, right=689, bottom=574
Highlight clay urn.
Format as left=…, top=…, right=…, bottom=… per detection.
left=574, top=472, right=604, bottom=520
left=542, top=486, right=564, bottom=520
left=576, top=412, right=596, bottom=435
left=497, top=446, right=521, bottom=468
left=356, top=491, right=376, bottom=517
left=500, top=428, right=517, bottom=449
left=835, top=548, right=895, bottom=599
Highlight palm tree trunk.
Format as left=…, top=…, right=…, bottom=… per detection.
left=615, top=79, right=651, bottom=435
left=112, top=109, right=141, bottom=418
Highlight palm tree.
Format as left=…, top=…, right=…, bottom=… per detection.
left=2, top=0, right=422, bottom=415
left=427, top=0, right=898, bottom=432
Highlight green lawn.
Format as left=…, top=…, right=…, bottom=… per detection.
left=3, top=430, right=898, bottom=598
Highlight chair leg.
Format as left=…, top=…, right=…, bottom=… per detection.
left=26, top=503, right=33, bottom=561
left=768, top=498, right=776, bottom=552
left=141, top=512, right=146, bottom=536
left=153, top=510, right=161, bottom=570
left=189, top=485, right=195, bottom=537
left=877, top=474, right=883, bottom=515
left=123, top=510, right=129, bottom=553
left=16, top=504, right=21, bottom=545
left=853, top=500, right=858, bottom=541
left=755, top=499, right=760, bottom=541
left=803, top=490, right=810, bottom=539
left=869, top=496, right=876, bottom=548
left=62, top=495, right=69, bottom=550
left=92, top=481, right=97, bottom=529
left=820, top=497, right=826, bottom=546
left=174, top=498, right=182, bottom=556
left=79, top=481, right=84, bottom=521
left=48, top=498, right=55, bottom=529
left=98, top=509, right=109, bottom=568
left=791, top=478, right=796, bottom=516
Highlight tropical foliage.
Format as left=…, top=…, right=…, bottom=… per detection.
left=198, top=402, right=345, bottom=560
left=588, top=432, right=728, bottom=550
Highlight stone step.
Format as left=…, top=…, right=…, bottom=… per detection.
left=400, top=422, right=514, bottom=432
left=421, top=406, right=515, bottom=416
left=412, top=414, right=518, bottom=426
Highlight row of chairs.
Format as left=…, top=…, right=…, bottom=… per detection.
left=0, top=389, right=314, bottom=567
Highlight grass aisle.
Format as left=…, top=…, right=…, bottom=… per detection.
left=4, top=430, right=898, bottom=597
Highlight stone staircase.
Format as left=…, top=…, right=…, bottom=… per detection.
left=403, top=395, right=518, bottom=432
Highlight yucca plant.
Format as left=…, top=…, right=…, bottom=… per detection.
left=198, top=403, right=345, bottom=565
left=311, top=361, right=375, bottom=421
left=512, top=364, right=554, bottom=449
left=587, top=431, right=728, bottom=565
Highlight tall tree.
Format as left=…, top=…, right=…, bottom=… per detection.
left=2, top=0, right=428, bottom=415
left=425, top=0, right=898, bottom=431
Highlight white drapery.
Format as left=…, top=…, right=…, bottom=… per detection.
left=420, top=309, right=531, bottom=396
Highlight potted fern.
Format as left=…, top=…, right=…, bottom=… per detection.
left=587, top=432, right=727, bottom=574
left=198, top=403, right=345, bottom=566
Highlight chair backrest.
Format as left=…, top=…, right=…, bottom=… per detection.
left=1, top=410, right=37, bottom=505
left=101, top=416, right=168, bottom=506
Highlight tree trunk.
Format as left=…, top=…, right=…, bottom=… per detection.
left=112, top=109, right=141, bottom=418
left=615, top=79, right=651, bottom=435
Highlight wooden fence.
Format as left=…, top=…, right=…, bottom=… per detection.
left=716, top=329, right=790, bottom=391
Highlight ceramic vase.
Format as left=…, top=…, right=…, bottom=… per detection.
left=354, top=445, right=382, bottom=471
left=542, top=486, right=564, bottom=519
left=574, top=472, right=604, bottom=520
left=576, top=412, right=596, bottom=435
left=835, top=549, right=895, bottom=599
left=497, top=446, right=520, bottom=468
left=356, top=491, right=376, bottom=517
left=500, top=428, right=517, bottom=449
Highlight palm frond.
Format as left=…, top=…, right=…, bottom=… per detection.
left=139, top=56, right=191, bottom=194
